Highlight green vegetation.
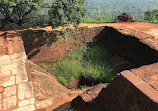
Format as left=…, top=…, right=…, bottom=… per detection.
left=48, top=44, right=116, bottom=86
left=1, top=0, right=158, bottom=28
left=84, top=0, right=158, bottom=14
left=0, top=0, right=46, bottom=27
left=81, top=16, right=117, bottom=23
left=81, top=0, right=158, bottom=23
left=38, top=63, right=49, bottom=69
left=144, top=9, right=158, bottom=23
left=48, top=0, right=86, bottom=29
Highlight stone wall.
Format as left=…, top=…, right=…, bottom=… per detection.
left=72, top=65, right=158, bottom=111
left=0, top=31, right=36, bottom=111
left=1, top=25, right=158, bottom=111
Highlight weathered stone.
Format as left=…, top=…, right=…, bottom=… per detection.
left=3, top=85, right=16, bottom=97
left=12, top=57, right=26, bottom=64
left=120, top=70, right=144, bottom=85
left=130, top=68, right=144, bottom=76
left=118, top=13, right=134, bottom=22
left=1, top=76, right=15, bottom=87
left=13, top=39, right=25, bottom=53
left=11, top=52, right=26, bottom=63
left=11, top=51, right=26, bottom=59
left=139, top=72, right=158, bottom=83
left=12, top=67, right=26, bottom=75
left=0, top=93, right=2, bottom=104
left=140, top=65, right=155, bottom=73
left=0, top=71, right=11, bottom=77
left=13, top=105, right=35, bottom=111
left=0, top=59, right=12, bottom=67
left=3, top=96, right=17, bottom=110
left=0, top=55, right=10, bottom=62
left=0, top=86, right=4, bottom=93
left=136, top=82, right=158, bottom=102
left=0, top=48, right=8, bottom=57
left=18, top=98, right=35, bottom=107
left=150, top=81, right=158, bottom=91
left=18, top=82, right=34, bottom=100
left=35, top=108, right=47, bottom=111
left=16, top=72, right=28, bottom=84
left=1, top=62, right=25, bottom=72
left=151, top=63, right=158, bottom=69
left=36, top=99, right=53, bottom=109
left=8, top=45, right=14, bottom=55
left=0, top=103, right=2, bottom=111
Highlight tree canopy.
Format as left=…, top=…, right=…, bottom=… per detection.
left=144, top=9, right=158, bottom=21
left=0, top=0, right=46, bottom=26
left=48, top=0, right=86, bottom=28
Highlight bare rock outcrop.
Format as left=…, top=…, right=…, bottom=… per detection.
left=118, top=13, right=134, bottom=22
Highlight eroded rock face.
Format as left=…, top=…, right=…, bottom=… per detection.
left=71, top=83, right=108, bottom=110
left=109, top=55, right=135, bottom=72
left=118, top=13, right=134, bottom=22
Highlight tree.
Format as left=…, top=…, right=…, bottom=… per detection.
left=48, top=0, right=86, bottom=29
left=0, top=0, right=46, bottom=26
left=144, top=10, right=158, bottom=21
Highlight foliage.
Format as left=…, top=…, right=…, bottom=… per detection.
left=66, top=27, right=74, bottom=33
left=48, top=0, right=86, bottom=29
left=38, top=63, right=48, bottom=69
left=49, top=45, right=116, bottom=86
left=81, top=16, right=117, bottom=23
left=82, top=0, right=158, bottom=23
left=0, top=0, right=46, bottom=27
left=84, top=0, right=158, bottom=14
left=144, top=9, right=158, bottom=21
left=24, top=13, right=49, bottom=27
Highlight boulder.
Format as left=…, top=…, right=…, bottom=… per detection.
left=118, top=12, right=134, bottom=22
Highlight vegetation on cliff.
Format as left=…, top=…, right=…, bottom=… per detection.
left=39, top=44, right=116, bottom=87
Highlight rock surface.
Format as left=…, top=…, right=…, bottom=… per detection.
left=118, top=13, right=134, bottom=22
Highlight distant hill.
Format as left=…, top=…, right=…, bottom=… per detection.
left=45, top=0, right=158, bottom=13
left=84, top=0, right=158, bottom=13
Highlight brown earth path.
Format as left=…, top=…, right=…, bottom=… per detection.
left=26, top=22, right=158, bottom=63
left=32, top=22, right=158, bottom=39
left=2, top=22, right=158, bottom=53
left=2, top=22, right=158, bottom=37
left=2, top=22, right=158, bottom=110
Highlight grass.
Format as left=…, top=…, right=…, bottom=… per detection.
left=81, top=16, right=158, bottom=24
left=38, top=63, right=49, bottom=69
left=81, top=17, right=117, bottom=23
left=47, top=44, right=117, bottom=87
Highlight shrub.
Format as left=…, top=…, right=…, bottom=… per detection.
left=48, top=0, right=86, bottom=29
left=38, top=63, right=48, bottom=69
left=51, top=45, right=117, bottom=86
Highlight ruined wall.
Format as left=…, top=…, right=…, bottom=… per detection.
left=21, top=27, right=104, bottom=63
left=96, top=27, right=158, bottom=67
left=1, top=25, right=158, bottom=111
left=71, top=26, right=158, bottom=111
left=72, top=69, right=158, bottom=111
left=0, top=31, right=35, bottom=111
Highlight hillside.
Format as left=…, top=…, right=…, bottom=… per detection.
left=85, top=0, right=158, bottom=13
left=45, top=0, right=158, bottom=13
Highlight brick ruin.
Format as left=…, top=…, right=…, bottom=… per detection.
left=71, top=26, right=158, bottom=111
left=0, top=23, right=158, bottom=111
left=0, top=31, right=36, bottom=111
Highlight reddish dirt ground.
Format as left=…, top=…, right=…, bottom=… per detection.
left=35, top=22, right=158, bottom=33
left=2, top=22, right=158, bottom=35
left=14, top=22, right=157, bottom=63
left=1, top=22, right=158, bottom=110
left=20, top=22, right=158, bottom=37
